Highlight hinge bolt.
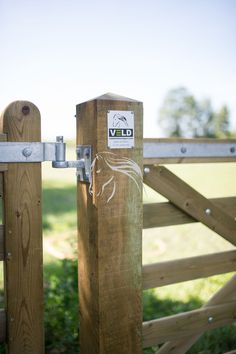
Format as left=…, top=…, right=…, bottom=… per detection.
left=22, top=147, right=32, bottom=158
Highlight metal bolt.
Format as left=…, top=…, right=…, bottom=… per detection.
left=181, top=147, right=187, bottom=154
left=230, top=146, right=235, bottom=153
left=208, top=316, right=213, bottom=323
left=205, top=208, right=211, bottom=216
left=144, top=167, right=150, bottom=174
left=7, top=252, right=12, bottom=260
left=22, top=147, right=32, bottom=158
left=56, top=136, right=64, bottom=143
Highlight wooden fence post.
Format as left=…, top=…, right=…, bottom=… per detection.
left=0, top=101, right=44, bottom=353
left=76, top=93, right=143, bottom=353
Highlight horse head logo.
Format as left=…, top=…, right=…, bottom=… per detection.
left=112, top=113, right=128, bottom=128
left=89, top=152, right=142, bottom=203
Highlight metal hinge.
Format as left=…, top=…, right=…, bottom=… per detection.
left=0, top=136, right=91, bottom=183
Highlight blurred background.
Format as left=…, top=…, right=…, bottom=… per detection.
left=1, top=0, right=236, bottom=353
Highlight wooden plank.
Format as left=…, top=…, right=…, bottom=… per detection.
left=0, top=134, right=8, bottom=171
left=143, top=250, right=236, bottom=289
left=77, top=93, right=143, bottom=353
left=142, top=301, right=236, bottom=347
left=144, top=197, right=236, bottom=228
left=0, top=225, right=4, bottom=261
left=0, top=101, right=44, bottom=353
left=0, top=309, right=6, bottom=343
left=143, top=138, right=236, bottom=164
left=143, top=197, right=236, bottom=228
left=143, top=166, right=236, bottom=246
left=157, top=274, right=236, bottom=354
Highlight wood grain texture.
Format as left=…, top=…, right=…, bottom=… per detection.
left=143, top=197, right=236, bottom=228
left=0, top=101, right=44, bottom=353
left=143, top=138, right=236, bottom=164
left=0, top=309, right=6, bottom=343
left=157, top=274, right=236, bottom=354
left=143, top=166, right=236, bottom=246
left=143, top=250, right=236, bottom=289
left=143, top=301, right=236, bottom=347
left=77, top=93, right=143, bottom=353
left=0, top=225, right=4, bottom=261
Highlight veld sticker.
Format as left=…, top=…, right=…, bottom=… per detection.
left=107, top=110, right=134, bottom=149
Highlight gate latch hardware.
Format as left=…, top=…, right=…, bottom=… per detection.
left=0, top=136, right=91, bottom=183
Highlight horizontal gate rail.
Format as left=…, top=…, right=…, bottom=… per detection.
left=142, top=301, right=236, bottom=348
left=142, top=250, right=236, bottom=289
left=144, top=138, right=236, bottom=164
left=143, top=196, right=236, bottom=228
left=0, top=309, right=6, bottom=343
left=157, top=275, right=236, bottom=353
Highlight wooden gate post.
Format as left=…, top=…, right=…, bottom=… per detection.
left=0, top=102, right=44, bottom=353
left=76, top=93, right=143, bottom=353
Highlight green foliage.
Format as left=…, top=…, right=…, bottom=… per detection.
left=44, top=259, right=79, bottom=354
left=159, top=87, right=231, bottom=138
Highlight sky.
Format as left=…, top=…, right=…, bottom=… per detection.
left=1, top=0, right=235, bottom=140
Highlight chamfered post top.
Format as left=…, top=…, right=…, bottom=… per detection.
left=78, top=92, right=142, bottom=105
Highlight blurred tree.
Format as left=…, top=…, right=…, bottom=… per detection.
left=158, top=87, right=231, bottom=138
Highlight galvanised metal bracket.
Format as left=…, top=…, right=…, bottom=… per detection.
left=0, top=136, right=92, bottom=183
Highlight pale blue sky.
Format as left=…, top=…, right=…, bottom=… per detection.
left=1, top=0, right=235, bottom=139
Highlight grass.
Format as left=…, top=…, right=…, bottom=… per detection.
left=0, top=151, right=236, bottom=353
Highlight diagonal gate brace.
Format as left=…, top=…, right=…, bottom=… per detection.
left=143, top=165, right=236, bottom=246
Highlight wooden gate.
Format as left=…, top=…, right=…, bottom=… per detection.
left=142, top=139, right=236, bottom=353
left=0, top=95, right=235, bottom=353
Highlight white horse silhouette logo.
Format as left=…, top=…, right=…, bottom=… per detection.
left=89, top=152, right=142, bottom=203
left=112, top=113, right=128, bottom=127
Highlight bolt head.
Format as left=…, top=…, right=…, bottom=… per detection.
left=208, top=316, right=213, bottom=323
left=205, top=208, right=211, bottom=216
left=144, top=167, right=150, bottom=174
left=22, top=147, right=32, bottom=157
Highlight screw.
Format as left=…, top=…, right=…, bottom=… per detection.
left=230, top=147, right=235, bottom=153
left=22, top=147, right=32, bottom=158
left=205, top=208, right=211, bottom=216
left=144, top=167, right=150, bottom=174
left=22, top=106, right=30, bottom=115
left=56, top=136, right=64, bottom=143
left=208, top=316, right=213, bottom=323
left=6, top=252, right=12, bottom=260
left=181, top=147, right=187, bottom=154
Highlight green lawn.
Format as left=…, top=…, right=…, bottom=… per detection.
left=0, top=151, right=236, bottom=353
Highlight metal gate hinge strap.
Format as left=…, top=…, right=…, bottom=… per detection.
left=0, top=137, right=91, bottom=183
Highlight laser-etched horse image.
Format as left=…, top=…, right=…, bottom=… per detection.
left=90, top=152, right=142, bottom=203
